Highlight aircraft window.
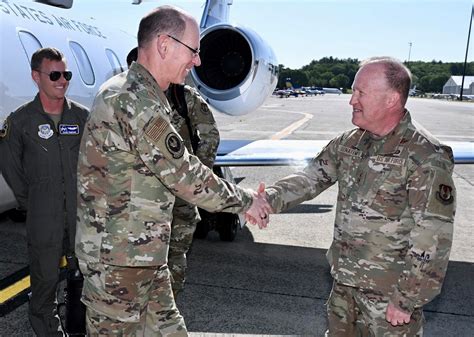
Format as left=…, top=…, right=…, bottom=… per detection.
left=105, top=49, right=124, bottom=75
left=18, top=31, right=42, bottom=67
left=69, top=41, right=95, bottom=85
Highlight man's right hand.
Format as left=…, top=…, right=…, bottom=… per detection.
left=245, top=182, right=272, bottom=229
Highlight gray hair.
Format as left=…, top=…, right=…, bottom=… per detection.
left=360, top=56, right=412, bottom=105
left=137, top=5, right=188, bottom=48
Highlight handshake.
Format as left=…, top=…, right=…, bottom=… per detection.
left=244, top=183, right=273, bottom=229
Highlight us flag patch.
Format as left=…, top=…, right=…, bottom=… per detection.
left=145, top=117, right=167, bottom=142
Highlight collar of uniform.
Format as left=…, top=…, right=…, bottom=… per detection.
left=367, top=109, right=412, bottom=156
left=32, top=93, right=70, bottom=116
left=366, top=109, right=411, bottom=141
left=128, top=62, right=171, bottom=111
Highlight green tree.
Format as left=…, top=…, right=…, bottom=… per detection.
left=278, top=57, right=473, bottom=92
left=329, top=74, right=350, bottom=91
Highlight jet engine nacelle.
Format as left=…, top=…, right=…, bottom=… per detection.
left=191, top=24, right=278, bottom=116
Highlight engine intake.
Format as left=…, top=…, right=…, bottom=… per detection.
left=195, top=29, right=252, bottom=90
left=191, top=24, right=278, bottom=116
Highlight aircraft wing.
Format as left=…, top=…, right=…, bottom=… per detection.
left=215, top=140, right=474, bottom=166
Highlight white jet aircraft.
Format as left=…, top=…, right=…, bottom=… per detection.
left=0, top=0, right=472, bottom=232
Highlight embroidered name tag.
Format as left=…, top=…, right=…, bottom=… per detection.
left=373, top=155, right=405, bottom=166
left=59, top=124, right=79, bottom=135
left=338, top=145, right=363, bottom=157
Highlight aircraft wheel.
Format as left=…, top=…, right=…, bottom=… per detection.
left=216, top=213, right=240, bottom=242
left=7, top=208, right=27, bottom=223
left=194, top=210, right=211, bottom=239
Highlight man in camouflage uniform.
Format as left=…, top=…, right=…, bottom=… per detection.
left=260, top=57, right=455, bottom=336
left=167, top=83, right=220, bottom=297
left=75, top=6, right=268, bottom=336
left=128, top=46, right=221, bottom=297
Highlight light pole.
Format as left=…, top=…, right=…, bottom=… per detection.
left=407, top=42, right=412, bottom=63
left=460, top=5, right=473, bottom=101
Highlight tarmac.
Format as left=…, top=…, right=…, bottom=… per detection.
left=0, top=94, right=472, bottom=336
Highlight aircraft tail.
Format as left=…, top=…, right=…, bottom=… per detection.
left=200, top=0, right=232, bottom=29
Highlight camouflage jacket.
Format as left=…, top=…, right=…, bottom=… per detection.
left=266, top=112, right=456, bottom=312
left=75, top=63, right=252, bottom=267
left=168, top=85, right=220, bottom=168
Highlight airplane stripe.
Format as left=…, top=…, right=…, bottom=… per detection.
left=0, top=257, right=68, bottom=316
left=0, top=275, right=30, bottom=304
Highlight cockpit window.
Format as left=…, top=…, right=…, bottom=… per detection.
left=69, top=41, right=95, bottom=85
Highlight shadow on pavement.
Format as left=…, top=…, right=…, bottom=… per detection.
left=178, top=227, right=474, bottom=336
left=1, top=222, right=473, bottom=336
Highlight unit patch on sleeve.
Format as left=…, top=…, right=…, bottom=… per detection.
left=0, top=118, right=9, bottom=139
left=436, top=184, right=454, bottom=205
left=59, top=124, right=79, bottom=135
left=426, top=169, right=455, bottom=218
left=165, top=132, right=184, bottom=159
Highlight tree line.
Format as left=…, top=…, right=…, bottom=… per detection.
left=277, top=57, right=474, bottom=93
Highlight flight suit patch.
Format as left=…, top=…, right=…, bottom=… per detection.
left=0, top=118, right=9, bottom=139
left=165, top=133, right=184, bottom=159
left=38, top=124, right=54, bottom=139
left=59, top=124, right=79, bottom=135
left=145, top=117, right=167, bottom=142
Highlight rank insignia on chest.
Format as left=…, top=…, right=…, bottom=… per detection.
left=59, top=124, right=80, bottom=135
left=38, top=124, right=54, bottom=139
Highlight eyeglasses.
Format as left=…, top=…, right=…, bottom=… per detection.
left=36, top=70, right=73, bottom=81
left=166, top=34, right=200, bottom=57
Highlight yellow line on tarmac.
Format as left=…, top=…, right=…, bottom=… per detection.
left=270, top=112, right=313, bottom=140
left=0, top=276, right=30, bottom=304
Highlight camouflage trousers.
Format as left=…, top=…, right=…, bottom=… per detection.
left=78, top=260, right=188, bottom=337
left=169, top=197, right=200, bottom=297
left=325, top=281, right=424, bottom=337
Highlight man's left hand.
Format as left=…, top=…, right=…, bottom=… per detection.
left=385, top=302, right=411, bottom=326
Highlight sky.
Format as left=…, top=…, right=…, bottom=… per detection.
left=72, top=0, right=474, bottom=69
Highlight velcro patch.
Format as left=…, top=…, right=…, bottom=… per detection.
left=59, top=124, right=79, bottom=135
left=427, top=170, right=455, bottom=218
left=436, top=184, right=454, bottom=205
left=373, top=155, right=405, bottom=166
left=338, top=145, right=363, bottom=158
left=165, top=132, right=184, bottom=159
left=145, top=117, right=167, bottom=142
left=0, top=118, right=9, bottom=139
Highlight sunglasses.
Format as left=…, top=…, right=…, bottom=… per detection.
left=36, top=70, right=73, bottom=81
left=166, top=34, right=200, bottom=57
